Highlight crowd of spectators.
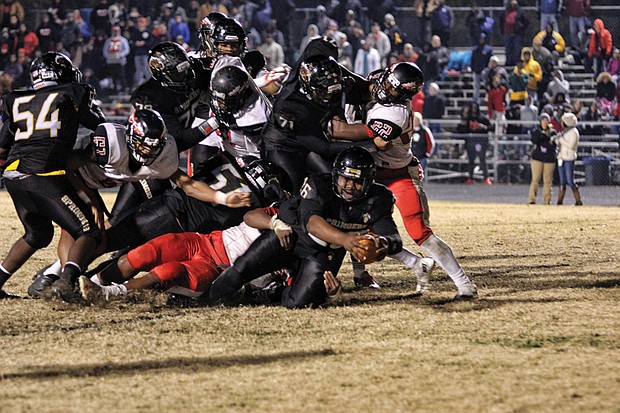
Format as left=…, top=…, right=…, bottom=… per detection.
left=0, top=0, right=618, bottom=148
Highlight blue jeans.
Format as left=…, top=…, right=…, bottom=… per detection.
left=504, top=34, right=523, bottom=66
left=558, top=160, right=576, bottom=188
left=134, top=55, right=149, bottom=87
left=540, top=14, right=558, bottom=32
left=569, top=16, right=586, bottom=49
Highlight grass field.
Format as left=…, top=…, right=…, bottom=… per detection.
left=0, top=191, right=619, bottom=413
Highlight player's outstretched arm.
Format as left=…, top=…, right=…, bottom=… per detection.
left=170, top=169, right=252, bottom=207
left=244, top=208, right=292, bottom=249
left=307, top=215, right=366, bottom=261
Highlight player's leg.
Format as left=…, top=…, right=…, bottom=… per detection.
left=108, top=179, right=172, bottom=226
left=209, top=231, right=297, bottom=305
left=0, top=177, right=57, bottom=298
left=388, top=173, right=476, bottom=299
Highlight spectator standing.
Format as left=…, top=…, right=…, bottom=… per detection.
left=565, top=0, right=590, bottom=49
left=102, top=25, right=130, bottom=93
left=521, top=48, right=543, bottom=100
left=35, top=14, right=56, bottom=53
left=458, top=102, right=492, bottom=185
left=15, top=23, right=38, bottom=58
left=521, top=96, right=539, bottom=134
left=423, top=82, right=445, bottom=136
left=312, top=5, right=331, bottom=34
left=500, top=0, right=529, bottom=67
left=423, top=35, right=449, bottom=83
left=257, top=33, right=284, bottom=70
left=553, top=112, right=581, bottom=205
left=537, top=0, right=562, bottom=32
left=471, top=33, right=493, bottom=103
left=366, top=22, right=391, bottom=67
left=130, top=17, right=152, bottom=88
left=60, top=11, right=82, bottom=60
left=529, top=113, right=557, bottom=204
left=367, top=0, right=396, bottom=27
left=588, top=19, right=613, bottom=78
left=482, top=55, right=509, bottom=88
left=354, top=39, right=380, bottom=77
left=169, top=12, right=190, bottom=44
left=466, top=1, right=486, bottom=47
left=509, top=59, right=530, bottom=105
left=487, top=74, right=507, bottom=122
left=91, top=0, right=112, bottom=37
left=383, top=13, right=405, bottom=55
left=262, top=18, right=286, bottom=52
left=431, top=0, right=454, bottom=47
left=243, top=19, right=262, bottom=52
left=0, top=0, right=24, bottom=27
left=411, top=88, right=424, bottom=113
left=411, top=112, right=435, bottom=180
left=299, top=24, right=319, bottom=56
left=2, top=52, right=22, bottom=82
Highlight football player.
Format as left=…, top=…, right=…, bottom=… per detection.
left=331, top=62, right=478, bottom=300
left=0, top=52, right=105, bottom=300
left=78, top=202, right=291, bottom=303
left=261, top=54, right=382, bottom=195
left=27, top=109, right=252, bottom=297
left=209, top=147, right=403, bottom=309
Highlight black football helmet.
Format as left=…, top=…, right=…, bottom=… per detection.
left=299, top=55, right=342, bottom=105
left=126, top=109, right=167, bottom=166
left=372, top=62, right=424, bottom=105
left=332, top=147, right=376, bottom=202
left=30, top=52, right=75, bottom=89
left=212, top=18, right=246, bottom=57
left=197, top=16, right=215, bottom=55
left=210, top=65, right=253, bottom=117
left=148, top=42, right=195, bottom=92
left=238, top=156, right=288, bottom=204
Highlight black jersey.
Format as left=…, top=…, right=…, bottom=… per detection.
left=130, top=56, right=213, bottom=152
left=278, top=173, right=402, bottom=258
left=0, top=83, right=104, bottom=174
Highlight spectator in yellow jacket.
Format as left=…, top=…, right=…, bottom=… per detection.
left=521, top=47, right=542, bottom=99
left=533, top=23, right=566, bottom=55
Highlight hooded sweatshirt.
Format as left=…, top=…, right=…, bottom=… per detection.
left=521, top=47, right=542, bottom=90
left=554, top=112, right=579, bottom=161
left=547, top=70, right=570, bottom=102
left=588, top=19, right=613, bottom=58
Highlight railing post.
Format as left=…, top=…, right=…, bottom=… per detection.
left=493, top=118, right=502, bottom=182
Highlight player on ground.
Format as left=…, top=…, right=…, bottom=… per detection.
left=331, top=62, right=478, bottom=300
left=0, top=52, right=105, bottom=300
left=209, top=147, right=403, bottom=308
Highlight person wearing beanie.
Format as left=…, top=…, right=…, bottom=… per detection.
left=529, top=113, right=557, bottom=204
left=553, top=112, right=582, bottom=205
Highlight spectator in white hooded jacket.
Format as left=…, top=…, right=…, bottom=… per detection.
left=553, top=112, right=582, bottom=205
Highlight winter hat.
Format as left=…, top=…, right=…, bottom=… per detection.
left=561, top=112, right=578, bottom=128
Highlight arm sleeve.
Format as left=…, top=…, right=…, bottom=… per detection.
left=77, top=85, right=106, bottom=130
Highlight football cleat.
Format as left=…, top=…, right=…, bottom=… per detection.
left=27, top=265, right=59, bottom=298
left=354, top=271, right=381, bottom=289
left=78, top=276, right=105, bottom=302
left=414, top=257, right=435, bottom=294
left=454, top=283, right=478, bottom=301
left=0, top=289, right=22, bottom=299
left=51, top=276, right=80, bottom=303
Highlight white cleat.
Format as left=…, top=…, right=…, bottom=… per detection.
left=414, top=257, right=435, bottom=294
left=454, top=283, right=478, bottom=301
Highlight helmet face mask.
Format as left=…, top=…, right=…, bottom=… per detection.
left=373, top=62, right=423, bottom=105
left=332, top=147, right=376, bottom=202
left=30, top=52, right=75, bottom=89
left=126, top=110, right=167, bottom=166
left=212, top=18, right=246, bottom=58
left=148, top=42, right=195, bottom=92
left=299, top=55, right=342, bottom=105
left=198, top=16, right=214, bottom=55
left=210, top=66, right=254, bottom=125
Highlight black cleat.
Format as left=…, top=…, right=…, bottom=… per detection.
left=0, top=289, right=22, bottom=299
left=28, top=265, right=59, bottom=298
left=51, top=277, right=81, bottom=303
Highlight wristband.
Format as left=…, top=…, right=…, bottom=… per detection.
left=213, top=191, right=228, bottom=205
left=198, top=117, right=220, bottom=136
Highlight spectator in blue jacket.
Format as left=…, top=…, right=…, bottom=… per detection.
left=471, top=33, right=493, bottom=103
left=169, top=12, right=190, bottom=44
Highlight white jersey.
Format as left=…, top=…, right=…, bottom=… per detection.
left=222, top=221, right=262, bottom=264
left=361, top=102, right=415, bottom=169
left=79, top=123, right=179, bottom=189
left=196, top=56, right=269, bottom=158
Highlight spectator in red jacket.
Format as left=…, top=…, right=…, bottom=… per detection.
left=588, top=18, right=613, bottom=77
left=15, top=23, right=38, bottom=57
left=487, top=74, right=507, bottom=122
left=411, top=88, right=425, bottom=114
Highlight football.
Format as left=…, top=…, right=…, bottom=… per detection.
left=355, top=234, right=382, bottom=264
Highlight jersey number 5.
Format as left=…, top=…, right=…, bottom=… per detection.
left=13, top=93, right=61, bottom=141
